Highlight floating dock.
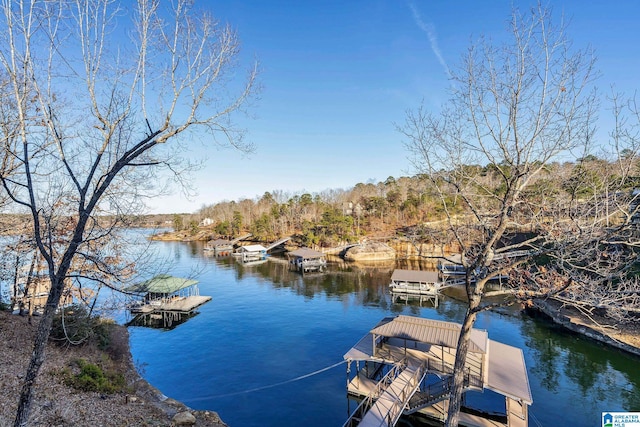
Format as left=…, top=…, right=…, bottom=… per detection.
left=129, top=295, right=211, bottom=314
left=343, top=315, right=532, bottom=427
left=204, top=239, right=234, bottom=256
left=437, top=255, right=467, bottom=280
left=126, top=275, right=211, bottom=328
left=233, top=244, right=268, bottom=263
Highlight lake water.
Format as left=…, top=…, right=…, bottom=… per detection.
left=126, top=240, right=640, bottom=427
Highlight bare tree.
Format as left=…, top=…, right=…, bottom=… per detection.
left=399, top=4, right=597, bottom=425
left=516, top=93, right=640, bottom=326
left=0, top=0, right=257, bottom=425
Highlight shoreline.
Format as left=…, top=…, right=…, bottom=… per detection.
left=2, top=294, right=638, bottom=425
left=122, top=325, right=228, bottom=426
left=528, top=299, right=640, bottom=358
left=444, top=284, right=640, bottom=358
left=149, top=230, right=640, bottom=359
left=0, top=311, right=227, bottom=426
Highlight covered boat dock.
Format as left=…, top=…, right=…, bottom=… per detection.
left=233, top=244, right=268, bottom=263
left=204, top=238, right=234, bottom=256
left=287, top=248, right=327, bottom=273
left=126, top=275, right=211, bottom=317
left=388, top=269, right=444, bottom=296
left=343, top=315, right=532, bottom=427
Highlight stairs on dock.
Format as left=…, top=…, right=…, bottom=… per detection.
left=265, top=236, right=291, bottom=251
left=406, top=376, right=454, bottom=414
left=344, top=359, right=427, bottom=427
left=345, top=359, right=483, bottom=427
left=406, top=370, right=477, bottom=415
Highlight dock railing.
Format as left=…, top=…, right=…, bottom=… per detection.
left=424, top=358, right=454, bottom=375
left=406, top=366, right=482, bottom=414
left=343, top=362, right=406, bottom=427
left=406, top=375, right=454, bottom=413
left=343, top=359, right=427, bottom=427
left=378, top=361, right=427, bottom=427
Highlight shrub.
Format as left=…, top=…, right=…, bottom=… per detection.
left=50, top=305, right=96, bottom=345
left=63, top=359, right=126, bottom=394
left=50, top=305, right=128, bottom=361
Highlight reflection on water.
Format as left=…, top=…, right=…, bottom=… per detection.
left=521, top=312, right=640, bottom=422
left=127, top=310, right=201, bottom=330
left=127, top=240, right=640, bottom=427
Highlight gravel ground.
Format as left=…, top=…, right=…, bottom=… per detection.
left=0, top=311, right=226, bottom=427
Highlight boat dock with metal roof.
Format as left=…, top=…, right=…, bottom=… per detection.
left=204, top=238, right=234, bottom=256
left=287, top=248, right=327, bottom=273
left=343, top=315, right=532, bottom=427
left=233, top=244, right=268, bottom=263
left=125, top=275, right=211, bottom=328
left=388, top=269, right=447, bottom=296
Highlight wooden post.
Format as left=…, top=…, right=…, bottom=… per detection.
left=372, top=334, right=376, bottom=357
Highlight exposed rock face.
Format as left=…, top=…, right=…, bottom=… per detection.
left=530, top=299, right=640, bottom=357
left=386, top=240, right=461, bottom=260
left=344, top=242, right=396, bottom=262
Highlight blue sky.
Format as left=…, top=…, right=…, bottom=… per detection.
left=149, top=0, right=640, bottom=214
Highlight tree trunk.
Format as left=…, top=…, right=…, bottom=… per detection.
left=13, top=278, right=64, bottom=427
left=445, top=302, right=479, bottom=427
left=11, top=254, right=20, bottom=309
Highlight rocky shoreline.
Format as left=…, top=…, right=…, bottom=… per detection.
left=124, top=338, right=228, bottom=427
left=0, top=311, right=226, bottom=426
left=528, top=299, right=640, bottom=358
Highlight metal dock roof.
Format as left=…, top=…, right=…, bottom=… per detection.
left=487, top=340, right=533, bottom=404
left=370, top=315, right=488, bottom=354
left=125, top=275, right=198, bottom=294
left=391, top=269, right=440, bottom=283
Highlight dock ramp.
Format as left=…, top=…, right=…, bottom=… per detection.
left=229, top=233, right=252, bottom=244
left=265, top=236, right=291, bottom=251
left=345, top=359, right=426, bottom=427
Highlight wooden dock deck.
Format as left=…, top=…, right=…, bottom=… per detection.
left=131, top=295, right=211, bottom=314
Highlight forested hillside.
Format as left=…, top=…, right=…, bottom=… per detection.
left=170, top=155, right=638, bottom=248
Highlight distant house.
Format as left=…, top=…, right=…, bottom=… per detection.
left=12, top=273, right=74, bottom=315
left=343, top=202, right=363, bottom=216
left=200, top=217, right=214, bottom=227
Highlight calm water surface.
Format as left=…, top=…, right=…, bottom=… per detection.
left=127, top=240, right=640, bottom=427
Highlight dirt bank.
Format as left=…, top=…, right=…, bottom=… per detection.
left=0, top=311, right=226, bottom=426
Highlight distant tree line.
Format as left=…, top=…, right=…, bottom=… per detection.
left=172, top=154, right=640, bottom=250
